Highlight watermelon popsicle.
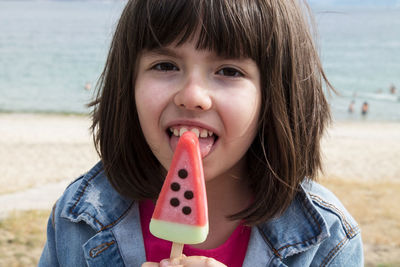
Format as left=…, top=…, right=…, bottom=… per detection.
left=150, top=131, right=209, bottom=254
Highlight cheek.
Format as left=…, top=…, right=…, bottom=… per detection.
left=135, top=82, right=169, bottom=126
left=135, top=84, right=172, bottom=165
left=219, top=87, right=261, bottom=137
left=135, top=85, right=165, bottom=152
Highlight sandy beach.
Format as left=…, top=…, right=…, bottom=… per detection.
left=0, top=113, right=99, bottom=196
left=1, top=113, right=399, bottom=195
left=1, top=113, right=400, bottom=215
left=321, top=120, right=400, bottom=181
left=0, top=112, right=399, bottom=215
left=0, top=113, right=399, bottom=265
left=1, top=113, right=399, bottom=211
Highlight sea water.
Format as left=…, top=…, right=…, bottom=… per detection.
left=0, top=1, right=399, bottom=121
left=314, top=6, right=400, bottom=121
left=0, top=0, right=125, bottom=114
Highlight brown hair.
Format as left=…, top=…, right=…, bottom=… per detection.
left=90, top=0, right=332, bottom=225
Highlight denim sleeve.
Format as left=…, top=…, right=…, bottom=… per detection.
left=328, top=233, right=364, bottom=266
left=38, top=205, right=60, bottom=267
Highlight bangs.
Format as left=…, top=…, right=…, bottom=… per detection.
left=138, top=0, right=263, bottom=60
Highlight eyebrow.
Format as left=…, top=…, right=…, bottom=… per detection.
left=143, top=46, right=249, bottom=62
left=144, top=47, right=180, bottom=59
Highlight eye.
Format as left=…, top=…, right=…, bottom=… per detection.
left=216, top=67, right=244, bottom=77
left=151, top=62, right=179, bottom=72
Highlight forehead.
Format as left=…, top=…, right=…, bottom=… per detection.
left=141, top=39, right=248, bottom=62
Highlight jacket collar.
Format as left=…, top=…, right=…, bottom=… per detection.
left=61, top=161, right=133, bottom=233
left=256, top=181, right=330, bottom=260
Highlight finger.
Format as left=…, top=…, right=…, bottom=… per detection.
left=204, top=257, right=227, bottom=267
left=160, top=254, right=187, bottom=267
left=141, top=262, right=159, bottom=267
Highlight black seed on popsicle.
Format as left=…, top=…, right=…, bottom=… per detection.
left=170, top=198, right=180, bottom=207
left=178, top=169, right=188, bottom=179
left=184, top=190, right=194, bottom=200
left=171, top=182, right=180, bottom=191
left=182, top=206, right=192, bottom=215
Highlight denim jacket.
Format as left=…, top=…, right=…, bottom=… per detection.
left=39, top=162, right=363, bottom=266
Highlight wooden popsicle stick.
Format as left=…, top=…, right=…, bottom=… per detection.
left=170, top=242, right=184, bottom=259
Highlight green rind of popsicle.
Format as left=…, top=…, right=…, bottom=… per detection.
left=150, top=218, right=209, bottom=244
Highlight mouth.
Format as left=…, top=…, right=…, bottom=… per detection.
left=166, top=125, right=219, bottom=158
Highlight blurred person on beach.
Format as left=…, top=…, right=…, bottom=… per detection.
left=348, top=100, right=355, bottom=113
left=84, top=82, right=92, bottom=91
left=390, top=84, right=396, bottom=94
left=362, top=102, right=369, bottom=116
left=38, top=0, right=363, bottom=266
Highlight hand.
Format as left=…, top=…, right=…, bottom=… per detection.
left=141, top=255, right=227, bottom=267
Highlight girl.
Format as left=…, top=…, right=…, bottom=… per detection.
left=40, top=0, right=363, bottom=266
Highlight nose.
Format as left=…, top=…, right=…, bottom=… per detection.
left=174, top=75, right=212, bottom=111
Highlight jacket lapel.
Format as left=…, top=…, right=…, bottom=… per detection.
left=255, top=182, right=330, bottom=261
left=60, top=162, right=136, bottom=266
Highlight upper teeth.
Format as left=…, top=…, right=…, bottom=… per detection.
left=169, top=126, right=214, bottom=138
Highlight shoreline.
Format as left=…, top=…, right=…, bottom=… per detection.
left=2, top=110, right=399, bottom=123
left=0, top=110, right=90, bottom=117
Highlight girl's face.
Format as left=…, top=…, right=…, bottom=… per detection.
left=135, top=41, right=261, bottom=182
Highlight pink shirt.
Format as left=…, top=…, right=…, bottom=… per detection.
left=139, top=200, right=251, bottom=267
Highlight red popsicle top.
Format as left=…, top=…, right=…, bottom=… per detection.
left=152, top=131, right=208, bottom=226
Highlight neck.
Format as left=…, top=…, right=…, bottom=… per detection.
left=206, top=173, right=251, bottom=221
left=192, top=162, right=252, bottom=249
